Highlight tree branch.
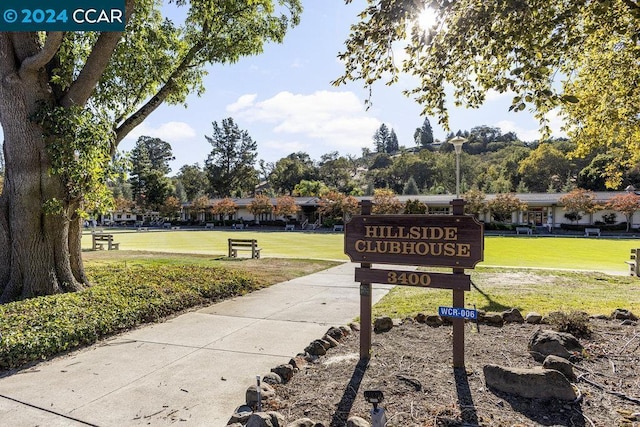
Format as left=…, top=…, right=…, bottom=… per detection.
left=60, top=0, right=135, bottom=107
left=18, top=32, right=64, bottom=79
left=113, top=38, right=207, bottom=150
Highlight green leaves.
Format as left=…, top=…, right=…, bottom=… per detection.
left=0, top=265, right=260, bottom=370
left=337, top=0, right=639, bottom=187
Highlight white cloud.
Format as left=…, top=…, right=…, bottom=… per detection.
left=228, top=90, right=382, bottom=154
left=123, top=121, right=197, bottom=143
left=227, top=94, right=257, bottom=113
left=495, top=120, right=541, bottom=142
left=496, top=109, right=568, bottom=142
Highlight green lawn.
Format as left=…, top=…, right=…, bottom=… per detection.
left=84, top=230, right=640, bottom=274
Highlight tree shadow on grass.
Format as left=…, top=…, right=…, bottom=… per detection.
left=330, top=358, right=369, bottom=427
left=471, top=280, right=513, bottom=312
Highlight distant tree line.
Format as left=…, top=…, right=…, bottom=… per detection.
left=108, top=116, right=640, bottom=220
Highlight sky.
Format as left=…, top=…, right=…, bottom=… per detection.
left=2, top=1, right=566, bottom=175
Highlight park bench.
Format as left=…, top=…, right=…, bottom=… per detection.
left=515, top=227, right=532, bottom=235
left=205, top=223, right=215, bottom=229
left=333, top=224, right=344, bottom=232
left=136, top=227, right=148, bottom=232
left=585, top=227, right=601, bottom=237
left=232, top=223, right=244, bottom=230
left=626, top=248, right=640, bottom=276
left=163, top=222, right=171, bottom=229
left=92, top=233, right=119, bottom=250
left=285, top=224, right=295, bottom=231
left=228, top=238, right=261, bottom=259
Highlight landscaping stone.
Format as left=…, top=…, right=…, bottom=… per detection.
left=322, top=334, right=339, bottom=348
left=481, top=312, right=504, bottom=326
left=346, top=416, right=370, bottom=427
left=483, top=364, right=577, bottom=401
left=612, top=308, right=638, bottom=321
left=502, top=308, right=524, bottom=323
left=543, top=355, right=576, bottom=381
left=271, top=364, right=295, bottom=383
left=425, top=315, right=444, bottom=327
left=525, top=312, right=543, bottom=324
left=289, top=355, right=307, bottom=371
left=305, top=340, right=327, bottom=356
left=325, top=326, right=344, bottom=341
left=246, top=383, right=276, bottom=406
left=374, top=316, right=393, bottom=333
left=528, top=329, right=583, bottom=362
left=245, top=411, right=285, bottom=427
left=286, top=419, right=315, bottom=427
left=262, top=372, right=283, bottom=385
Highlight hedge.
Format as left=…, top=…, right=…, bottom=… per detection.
left=0, top=265, right=260, bottom=370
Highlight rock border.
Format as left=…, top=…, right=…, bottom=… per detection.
left=226, top=308, right=637, bottom=427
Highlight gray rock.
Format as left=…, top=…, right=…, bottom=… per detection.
left=346, top=416, right=370, bottom=427
left=305, top=340, right=327, bottom=356
left=228, top=404, right=253, bottom=424
left=245, top=411, right=285, bottom=427
left=621, top=319, right=637, bottom=326
left=325, top=326, right=344, bottom=341
left=349, top=322, right=360, bottom=332
left=289, top=355, right=307, bottom=371
left=502, top=308, right=524, bottom=323
left=246, top=383, right=276, bottom=406
left=339, top=325, right=351, bottom=336
left=322, top=334, right=339, bottom=348
left=612, top=308, right=638, bottom=321
left=543, top=355, right=576, bottom=381
left=414, top=313, right=428, bottom=323
left=481, top=312, right=504, bottom=326
left=271, top=364, right=295, bottom=383
left=374, top=316, right=393, bottom=333
left=425, top=315, right=444, bottom=327
left=528, top=329, right=583, bottom=362
left=286, top=419, right=315, bottom=427
left=262, top=372, right=282, bottom=385
left=525, top=312, right=543, bottom=324
left=483, top=364, right=577, bottom=401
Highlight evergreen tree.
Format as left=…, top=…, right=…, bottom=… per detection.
left=205, top=118, right=258, bottom=197
left=386, top=129, right=399, bottom=153
left=372, top=124, right=390, bottom=152
left=403, top=176, right=420, bottom=195
left=416, top=118, right=435, bottom=148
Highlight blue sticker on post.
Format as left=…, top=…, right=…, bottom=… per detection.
left=1, top=0, right=126, bottom=31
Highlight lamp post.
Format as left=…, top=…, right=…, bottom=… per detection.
left=449, top=136, right=467, bottom=198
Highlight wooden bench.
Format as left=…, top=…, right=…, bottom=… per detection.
left=585, top=227, right=601, bottom=237
left=205, top=223, right=215, bottom=229
left=285, top=224, right=295, bottom=231
left=92, top=233, right=119, bottom=250
left=627, top=249, right=640, bottom=276
left=228, top=239, right=261, bottom=259
left=516, top=227, right=532, bottom=235
left=136, top=227, right=148, bottom=232
left=333, top=225, right=344, bottom=232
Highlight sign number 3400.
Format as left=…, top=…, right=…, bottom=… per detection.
left=387, top=271, right=431, bottom=286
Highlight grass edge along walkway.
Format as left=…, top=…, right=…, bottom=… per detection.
left=83, top=230, right=640, bottom=274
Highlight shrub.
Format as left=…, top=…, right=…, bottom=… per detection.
left=0, top=265, right=260, bottom=370
left=546, top=311, right=592, bottom=338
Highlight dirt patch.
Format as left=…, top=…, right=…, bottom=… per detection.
left=265, top=319, right=640, bottom=426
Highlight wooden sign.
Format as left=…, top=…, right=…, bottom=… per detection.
left=344, top=215, right=484, bottom=268
left=354, top=268, right=470, bottom=291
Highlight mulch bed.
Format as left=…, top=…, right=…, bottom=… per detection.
left=265, top=318, right=640, bottom=426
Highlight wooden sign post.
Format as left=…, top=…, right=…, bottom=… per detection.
left=345, top=199, right=484, bottom=367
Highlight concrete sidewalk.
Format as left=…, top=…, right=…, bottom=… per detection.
left=0, top=262, right=393, bottom=426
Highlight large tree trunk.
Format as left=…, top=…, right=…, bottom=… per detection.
left=0, top=37, right=86, bottom=303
